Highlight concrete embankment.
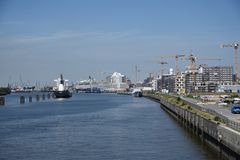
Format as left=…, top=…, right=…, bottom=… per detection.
left=145, top=94, right=240, bottom=160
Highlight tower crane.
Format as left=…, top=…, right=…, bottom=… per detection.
left=161, top=54, right=185, bottom=75
left=186, top=53, right=223, bottom=71
left=220, top=43, right=239, bottom=83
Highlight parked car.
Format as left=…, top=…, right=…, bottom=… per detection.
left=231, top=106, right=240, bottom=114
left=233, top=98, right=240, bottom=104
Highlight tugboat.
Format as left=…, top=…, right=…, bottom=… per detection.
left=53, top=74, right=72, bottom=98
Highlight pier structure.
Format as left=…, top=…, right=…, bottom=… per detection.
left=0, top=93, right=53, bottom=106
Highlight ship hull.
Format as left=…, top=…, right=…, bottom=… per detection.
left=132, top=91, right=142, bottom=97
left=53, top=90, right=72, bottom=98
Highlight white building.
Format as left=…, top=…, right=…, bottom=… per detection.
left=108, top=72, right=129, bottom=91
left=217, top=85, right=240, bottom=93
left=152, top=79, right=158, bottom=91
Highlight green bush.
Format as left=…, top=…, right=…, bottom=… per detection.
left=230, top=93, right=239, bottom=98
left=187, top=94, right=193, bottom=98
left=187, top=106, right=192, bottom=110
left=177, top=97, right=181, bottom=101
left=213, top=116, right=221, bottom=122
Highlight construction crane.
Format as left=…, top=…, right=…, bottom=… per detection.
left=220, top=43, right=239, bottom=83
left=186, top=53, right=197, bottom=75
left=161, top=54, right=185, bottom=75
left=186, top=53, right=223, bottom=71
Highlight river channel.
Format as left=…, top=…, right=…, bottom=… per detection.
left=0, top=93, right=227, bottom=160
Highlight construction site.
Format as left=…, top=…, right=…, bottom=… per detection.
left=141, top=43, right=240, bottom=95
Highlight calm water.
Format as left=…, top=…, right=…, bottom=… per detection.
left=0, top=93, right=227, bottom=160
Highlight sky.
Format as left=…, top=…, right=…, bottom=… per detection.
left=0, top=0, right=240, bottom=86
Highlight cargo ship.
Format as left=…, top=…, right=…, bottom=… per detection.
left=53, top=74, right=72, bottom=98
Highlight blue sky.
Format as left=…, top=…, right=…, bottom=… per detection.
left=0, top=0, right=240, bottom=86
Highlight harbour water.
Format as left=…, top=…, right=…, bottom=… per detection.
left=0, top=93, right=227, bottom=160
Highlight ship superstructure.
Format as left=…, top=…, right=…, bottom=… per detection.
left=53, top=74, right=72, bottom=98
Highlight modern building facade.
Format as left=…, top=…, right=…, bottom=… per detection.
left=185, top=65, right=233, bottom=93
left=158, top=74, right=175, bottom=93
left=175, top=72, right=185, bottom=95
left=106, top=72, right=129, bottom=91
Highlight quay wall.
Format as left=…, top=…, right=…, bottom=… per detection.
left=145, top=95, right=240, bottom=160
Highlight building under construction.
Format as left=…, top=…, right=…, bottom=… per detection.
left=175, top=72, right=185, bottom=95
left=185, top=65, right=233, bottom=93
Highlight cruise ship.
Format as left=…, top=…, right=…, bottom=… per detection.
left=53, top=74, right=72, bottom=98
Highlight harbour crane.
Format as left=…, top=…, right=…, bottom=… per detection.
left=161, top=54, right=185, bottom=75
left=220, top=43, right=239, bottom=83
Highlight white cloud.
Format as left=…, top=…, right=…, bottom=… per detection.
left=0, top=30, right=136, bottom=46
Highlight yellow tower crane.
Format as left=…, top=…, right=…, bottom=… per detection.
left=220, top=43, right=239, bottom=83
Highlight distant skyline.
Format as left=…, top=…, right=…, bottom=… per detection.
left=0, top=0, right=240, bottom=86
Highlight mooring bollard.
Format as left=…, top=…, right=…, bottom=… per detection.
left=42, top=94, right=45, bottom=100
left=20, top=96, right=25, bottom=104
left=36, top=95, right=40, bottom=102
left=47, top=93, right=51, bottom=99
left=0, top=97, right=5, bottom=105
left=29, top=96, right=32, bottom=103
